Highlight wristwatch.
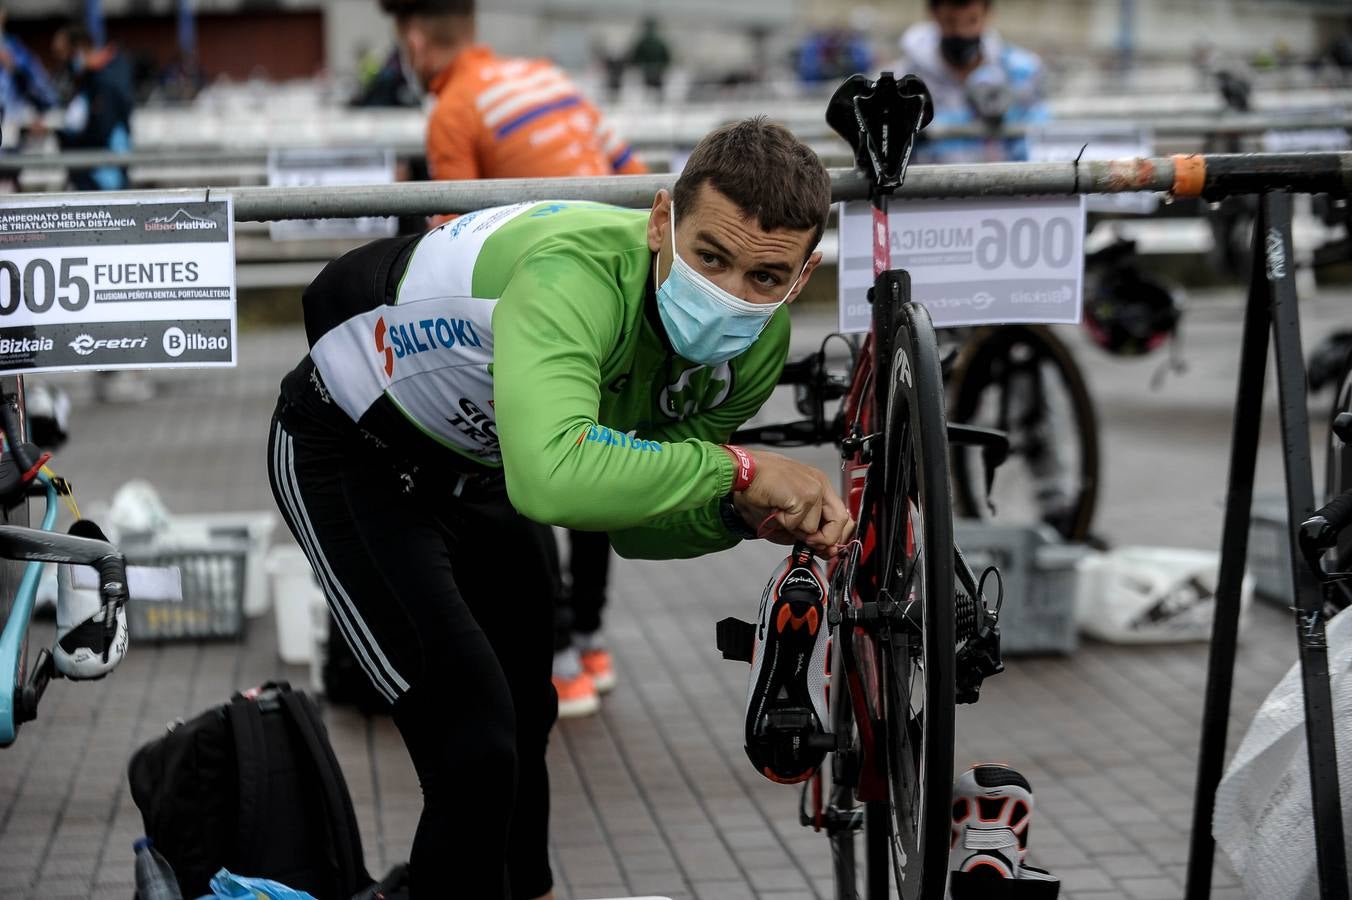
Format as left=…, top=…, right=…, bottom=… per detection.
left=719, top=492, right=758, bottom=540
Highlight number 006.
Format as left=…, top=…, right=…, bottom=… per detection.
left=975, top=217, right=1076, bottom=271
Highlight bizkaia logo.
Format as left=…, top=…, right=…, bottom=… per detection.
left=0, top=336, right=53, bottom=355
left=69, top=334, right=148, bottom=356
left=144, top=208, right=219, bottom=232
left=374, top=314, right=483, bottom=378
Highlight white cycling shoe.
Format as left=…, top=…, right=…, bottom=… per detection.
left=949, top=765, right=1060, bottom=899
left=53, top=521, right=129, bottom=681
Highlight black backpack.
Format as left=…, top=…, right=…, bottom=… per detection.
left=128, top=682, right=374, bottom=900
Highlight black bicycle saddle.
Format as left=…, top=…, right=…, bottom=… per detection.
left=826, top=72, right=933, bottom=192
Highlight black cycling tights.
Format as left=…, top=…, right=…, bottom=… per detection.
left=267, top=406, right=558, bottom=899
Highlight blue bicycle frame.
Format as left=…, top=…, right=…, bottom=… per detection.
left=0, top=475, right=60, bottom=746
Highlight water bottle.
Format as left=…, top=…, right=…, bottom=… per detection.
left=133, top=837, right=183, bottom=900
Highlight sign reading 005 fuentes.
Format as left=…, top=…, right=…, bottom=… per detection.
left=837, top=196, right=1087, bottom=333
left=0, top=195, right=237, bottom=374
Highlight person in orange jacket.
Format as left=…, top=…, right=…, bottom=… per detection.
left=383, top=0, right=645, bottom=183
left=379, top=0, right=639, bottom=720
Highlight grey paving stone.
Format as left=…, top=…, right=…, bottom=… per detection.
left=692, top=881, right=758, bottom=900
left=1095, top=854, right=1165, bottom=880
left=1056, top=868, right=1122, bottom=893
left=1119, top=876, right=1182, bottom=899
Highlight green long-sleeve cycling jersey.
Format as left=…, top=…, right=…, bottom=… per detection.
left=306, top=201, right=790, bottom=559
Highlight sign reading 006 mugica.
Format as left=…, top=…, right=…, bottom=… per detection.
left=838, top=196, right=1086, bottom=333
left=0, top=195, right=236, bottom=374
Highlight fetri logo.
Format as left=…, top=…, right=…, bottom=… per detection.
left=69, top=334, right=148, bottom=356
left=374, top=316, right=394, bottom=377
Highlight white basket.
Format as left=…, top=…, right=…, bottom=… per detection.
left=1076, top=545, right=1253, bottom=643
left=163, top=512, right=277, bottom=617
left=266, top=543, right=326, bottom=666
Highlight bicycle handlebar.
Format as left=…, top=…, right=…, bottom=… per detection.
left=1301, top=487, right=1352, bottom=554
left=0, top=525, right=130, bottom=607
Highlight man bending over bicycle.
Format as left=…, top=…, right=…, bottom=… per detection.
left=266, top=117, right=851, bottom=899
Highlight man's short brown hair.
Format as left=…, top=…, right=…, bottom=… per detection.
left=673, top=117, right=832, bottom=251
left=379, top=0, right=472, bottom=15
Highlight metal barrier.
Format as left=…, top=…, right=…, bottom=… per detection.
left=3, top=111, right=1350, bottom=174
left=5, top=149, right=1352, bottom=899
left=9, top=152, right=1351, bottom=221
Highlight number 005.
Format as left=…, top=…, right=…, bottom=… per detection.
left=0, top=258, right=91, bottom=315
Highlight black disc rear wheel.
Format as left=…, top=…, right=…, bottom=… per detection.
left=875, top=302, right=956, bottom=900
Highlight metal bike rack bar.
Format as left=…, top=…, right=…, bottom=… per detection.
left=7, top=151, right=1350, bottom=220
left=2, top=114, right=1349, bottom=172
left=1185, top=191, right=1350, bottom=900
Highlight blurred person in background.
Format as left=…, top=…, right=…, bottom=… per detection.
left=349, top=44, right=421, bottom=108
left=51, top=22, right=148, bottom=404
left=796, top=14, right=874, bottom=86
left=0, top=4, right=60, bottom=188
left=628, top=16, right=671, bottom=98
left=888, top=0, right=1048, bottom=162
left=380, top=0, right=645, bottom=720
left=50, top=22, right=133, bottom=191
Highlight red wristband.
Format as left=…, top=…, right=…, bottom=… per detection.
left=723, top=444, right=756, bottom=492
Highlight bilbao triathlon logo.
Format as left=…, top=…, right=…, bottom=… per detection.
left=375, top=316, right=394, bottom=377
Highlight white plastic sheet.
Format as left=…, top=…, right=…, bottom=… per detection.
left=1214, top=607, right=1352, bottom=900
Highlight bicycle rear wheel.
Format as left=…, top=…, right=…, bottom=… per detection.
left=949, top=324, right=1099, bottom=542
left=875, top=301, right=955, bottom=900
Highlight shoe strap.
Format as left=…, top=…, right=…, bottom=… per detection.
left=963, top=827, right=1019, bottom=851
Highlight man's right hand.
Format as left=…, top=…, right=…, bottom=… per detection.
left=727, top=448, right=855, bottom=556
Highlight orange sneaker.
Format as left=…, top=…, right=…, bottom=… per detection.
left=552, top=670, right=600, bottom=718
left=580, top=648, right=616, bottom=694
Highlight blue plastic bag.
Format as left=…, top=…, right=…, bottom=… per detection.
left=196, top=868, right=318, bottom=900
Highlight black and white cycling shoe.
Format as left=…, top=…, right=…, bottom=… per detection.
left=740, top=544, right=831, bottom=785
left=949, top=764, right=1060, bottom=899
left=53, top=520, right=128, bottom=681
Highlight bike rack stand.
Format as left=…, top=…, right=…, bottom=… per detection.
left=1186, top=190, right=1349, bottom=900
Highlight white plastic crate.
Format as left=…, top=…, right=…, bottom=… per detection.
left=169, top=511, right=278, bottom=617
left=954, top=520, right=1090, bottom=655
left=123, top=541, right=249, bottom=641
left=266, top=543, right=327, bottom=670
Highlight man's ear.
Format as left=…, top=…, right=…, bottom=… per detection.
left=647, top=189, right=671, bottom=254
left=785, top=251, right=824, bottom=304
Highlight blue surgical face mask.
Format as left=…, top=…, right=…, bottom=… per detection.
left=654, top=205, right=805, bottom=366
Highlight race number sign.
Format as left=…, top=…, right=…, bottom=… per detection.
left=838, top=196, right=1086, bottom=333
left=1026, top=123, right=1157, bottom=214
left=0, top=195, right=235, bottom=374
left=268, top=148, right=398, bottom=241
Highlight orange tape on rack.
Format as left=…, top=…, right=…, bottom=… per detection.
left=1171, top=154, right=1207, bottom=198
